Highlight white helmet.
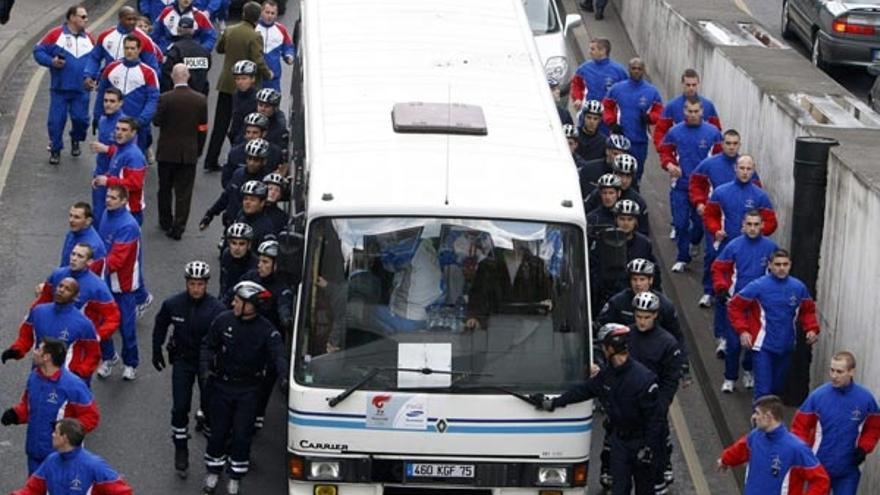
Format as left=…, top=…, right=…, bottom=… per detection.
left=612, top=154, right=639, bottom=175
left=582, top=99, right=604, bottom=116
left=184, top=260, right=210, bottom=279
left=613, top=199, right=641, bottom=216
left=632, top=292, right=661, bottom=312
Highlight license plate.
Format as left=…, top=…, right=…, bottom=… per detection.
left=406, top=463, right=475, bottom=478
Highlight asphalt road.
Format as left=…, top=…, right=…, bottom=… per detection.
left=0, top=2, right=295, bottom=493
left=742, top=0, right=875, bottom=100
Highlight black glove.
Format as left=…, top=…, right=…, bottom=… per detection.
left=610, top=123, right=624, bottom=135
left=636, top=446, right=653, bottom=467
left=527, top=393, right=544, bottom=407
left=853, top=447, right=867, bottom=466
left=199, top=214, right=213, bottom=230
left=1, top=348, right=21, bottom=364
left=91, top=119, right=98, bottom=136
left=639, top=111, right=651, bottom=126
left=1, top=408, right=18, bottom=426
left=152, top=351, right=166, bottom=372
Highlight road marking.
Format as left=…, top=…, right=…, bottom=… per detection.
left=670, top=396, right=713, bottom=494
left=733, top=0, right=754, bottom=16
left=0, top=0, right=126, bottom=198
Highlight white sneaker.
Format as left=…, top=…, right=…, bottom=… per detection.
left=122, top=366, right=137, bottom=381
left=721, top=380, right=735, bottom=393
left=202, top=473, right=219, bottom=494
left=698, top=294, right=713, bottom=308
left=136, top=293, right=154, bottom=320
left=671, top=261, right=687, bottom=273
left=227, top=479, right=240, bottom=495
left=669, top=227, right=676, bottom=239
left=96, top=354, right=119, bottom=378
left=742, top=371, right=755, bottom=389
left=715, top=338, right=727, bottom=359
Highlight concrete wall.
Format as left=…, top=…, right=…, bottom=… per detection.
left=614, top=0, right=880, bottom=491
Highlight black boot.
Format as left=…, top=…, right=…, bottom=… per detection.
left=49, top=151, right=60, bottom=165
left=175, top=447, right=189, bottom=479
left=71, top=141, right=81, bottom=157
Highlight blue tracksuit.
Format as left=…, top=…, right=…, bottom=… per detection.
left=59, top=226, right=107, bottom=268
left=93, top=58, right=159, bottom=151
left=603, top=78, right=663, bottom=175
left=792, top=381, right=880, bottom=494
left=152, top=3, right=217, bottom=53
left=91, top=109, right=126, bottom=227
left=34, top=25, right=95, bottom=152
left=17, top=446, right=131, bottom=494
left=652, top=94, right=721, bottom=151
left=570, top=56, right=627, bottom=109
left=256, top=20, right=295, bottom=92
left=660, top=121, right=721, bottom=263
left=194, top=0, right=225, bottom=21
left=705, top=180, right=776, bottom=248
left=139, top=0, right=174, bottom=22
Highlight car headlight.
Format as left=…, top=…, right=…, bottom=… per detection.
left=544, top=56, right=569, bottom=82
left=537, top=466, right=568, bottom=486
left=308, top=461, right=341, bottom=481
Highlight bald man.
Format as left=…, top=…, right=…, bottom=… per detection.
left=154, top=63, right=209, bottom=240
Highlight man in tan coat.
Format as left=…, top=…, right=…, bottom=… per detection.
left=203, top=1, right=272, bottom=172
left=153, top=64, right=208, bottom=239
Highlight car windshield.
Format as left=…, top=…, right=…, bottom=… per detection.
left=522, top=0, right=560, bottom=35
left=294, top=217, right=590, bottom=393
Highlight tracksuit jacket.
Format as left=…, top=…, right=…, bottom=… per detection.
left=256, top=19, right=295, bottom=92
left=721, top=424, right=830, bottom=495
left=34, top=25, right=95, bottom=91
left=10, top=303, right=100, bottom=379
left=153, top=4, right=217, bottom=52
left=93, top=58, right=159, bottom=131
left=95, top=109, right=126, bottom=178
left=12, top=446, right=132, bottom=495
left=85, top=25, right=161, bottom=80
left=602, top=78, right=663, bottom=144
left=711, top=235, right=779, bottom=296
left=652, top=94, right=721, bottom=150
left=98, top=208, right=143, bottom=294
left=688, top=153, right=762, bottom=209
left=704, top=180, right=777, bottom=241
left=658, top=121, right=723, bottom=191
left=139, top=0, right=174, bottom=23
left=59, top=227, right=107, bottom=268
left=103, top=139, right=148, bottom=216
left=728, top=274, right=820, bottom=353
left=35, top=266, right=120, bottom=342
left=153, top=292, right=226, bottom=362
left=792, top=381, right=880, bottom=479
left=570, top=57, right=628, bottom=104
left=11, top=368, right=100, bottom=464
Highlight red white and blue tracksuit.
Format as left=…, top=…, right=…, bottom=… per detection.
left=256, top=20, right=295, bottom=92
left=34, top=266, right=120, bottom=351
left=602, top=78, right=663, bottom=180
left=721, top=424, right=830, bottom=495
left=11, top=446, right=132, bottom=495
left=688, top=152, right=762, bottom=296
left=59, top=226, right=107, bottom=268
left=85, top=25, right=162, bottom=81
left=570, top=57, right=628, bottom=104
left=98, top=207, right=144, bottom=368
left=33, top=25, right=95, bottom=153
left=102, top=138, right=147, bottom=225
left=658, top=121, right=722, bottom=263
left=651, top=94, right=721, bottom=151
left=11, top=367, right=100, bottom=474
left=93, top=58, right=160, bottom=151
left=792, top=381, right=880, bottom=494
left=728, top=274, right=820, bottom=400
left=152, top=3, right=217, bottom=53
left=91, top=108, right=126, bottom=227
left=712, top=234, right=778, bottom=381
left=10, top=302, right=100, bottom=382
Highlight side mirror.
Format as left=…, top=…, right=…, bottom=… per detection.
left=564, top=14, right=582, bottom=36
left=867, top=64, right=880, bottom=77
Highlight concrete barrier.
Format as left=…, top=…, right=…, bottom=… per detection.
left=614, top=0, right=880, bottom=491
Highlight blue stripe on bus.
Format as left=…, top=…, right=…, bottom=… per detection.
left=290, top=408, right=592, bottom=425
left=289, top=413, right=592, bottom=434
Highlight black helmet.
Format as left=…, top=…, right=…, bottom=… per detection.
left=612, top=154, right=638, bottom=175
left=596, top=173, right=622, bottom=190
left=243, top=112, right=270, bottom=130
left=232, top=280, right=272, bottom=305
left=184, top=260, right=210, bottom=280
left=226, top=222, right=254, bottom=241
left=256, top=88, right=281, bottom=106
left=232, top=60, right=257, bottom=76
left=257, top=240, right=279, bottom=258
left=244, top=138, right=270, bottom=158
left=582, top=99, right=604, bottom=116
left=606, top=134, right=632, bottom=152
left=240, top=180, right=268, bottom=199
left=632, top=292, right=661, bottom=312
left=613, top=199, right=641, bottom=217
left=597, top=323, right=630, bottom=353
left=626, top=258, right=655, bottom=277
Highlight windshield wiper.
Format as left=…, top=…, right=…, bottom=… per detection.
left=447, top=383, right=539, bottom=406
left=327, top=366, right=491, bottom=407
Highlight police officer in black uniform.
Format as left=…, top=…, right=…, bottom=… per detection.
left=200, top=139, right=276, bottom=230
left=629, top=292, right=685, bottom=493
left=218, top=223, right=258, bottom=297
left=221, top=114, right=284, bottom=189
left=234, top=180, right=285, bottom=252
left=152, top=260, right=226, bottom=479
left=584, top=154, right=649, bottom=235
left=161, top=17, right=211, bottom=95
left=534, top=323, right=665, bottom=495
left=200, top=281, right=288, bottom=495
left=248, top=88, right=289, bottom=160
left=586, top=174, right=621, bottom=229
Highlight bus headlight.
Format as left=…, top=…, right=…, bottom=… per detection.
left=544, top=57, right=568, bottom=83
left=309, top=461, right=341, bottom=480
left=536, top=466, right=568, bottom=486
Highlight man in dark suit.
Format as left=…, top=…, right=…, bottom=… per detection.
left=153, top=63, right=208, bottom=240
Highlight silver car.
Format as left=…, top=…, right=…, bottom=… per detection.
left=522, top=0, right=582, bottom=94
left=782, top=0, right=880, bottom=68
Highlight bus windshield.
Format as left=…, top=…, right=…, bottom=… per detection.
left=294, top=217, right=590, bottom=393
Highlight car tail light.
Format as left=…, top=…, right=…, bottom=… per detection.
left=832, top=16, right=877, bottom=36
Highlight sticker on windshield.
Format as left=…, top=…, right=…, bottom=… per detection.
left=366, top=393, right=428, bottom=430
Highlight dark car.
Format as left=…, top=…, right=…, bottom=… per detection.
left=782, top=0, right=880, bottom=69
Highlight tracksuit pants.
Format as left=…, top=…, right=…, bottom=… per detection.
left=752, top=349, right=791, bottom=400
left=101, top=292, right=138, bottom=367
left=830, top=469, right=861, bottom=495
left=47, top=89, right=89, bottom=153
left=171, top=359, right=206, bottom=448
left=204, top=380, right=259, bottom=480
left=669, top=189, right=703, bottom=262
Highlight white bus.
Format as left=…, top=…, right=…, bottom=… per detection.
left=286, top=0, right=594, bottom=493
